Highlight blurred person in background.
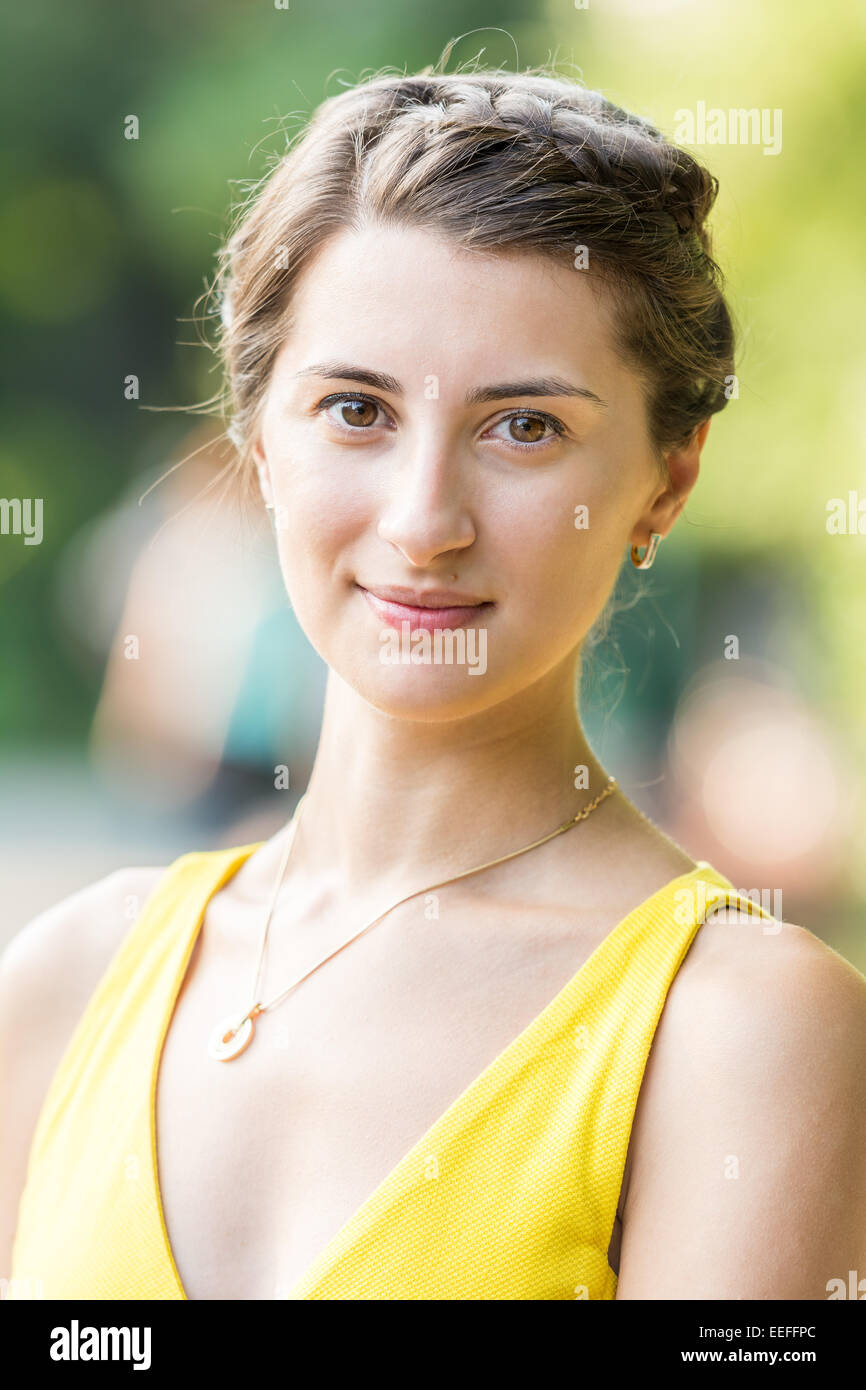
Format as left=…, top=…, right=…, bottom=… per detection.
left=60, top=421, right=326, bottom=843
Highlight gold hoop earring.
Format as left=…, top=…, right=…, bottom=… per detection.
left=630, top=532, right=662, bottom=569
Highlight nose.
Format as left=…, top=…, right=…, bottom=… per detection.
left=376, top=437, right=476, bottom=568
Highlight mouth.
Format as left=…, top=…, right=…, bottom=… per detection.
left=355, top=583, right=495, bottom=632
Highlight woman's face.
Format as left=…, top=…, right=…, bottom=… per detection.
left=253, top=223, right=701, bottom=719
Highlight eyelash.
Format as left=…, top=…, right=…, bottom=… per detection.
left=314, top=392, right=567, bottom=452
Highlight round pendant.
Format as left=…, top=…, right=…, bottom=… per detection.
left=208, top=1010, right=256, bottom=1062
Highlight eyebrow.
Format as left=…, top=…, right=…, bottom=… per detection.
left=293, top=362, right=608, bottom=410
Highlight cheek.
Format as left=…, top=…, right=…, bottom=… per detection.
left=266, top=419, right=360, bottom=534
left=491, top=463, right=629, bottom=621
left=269, top=454, right=369, bottom=624
left=515, top=527, right=618, bottom=654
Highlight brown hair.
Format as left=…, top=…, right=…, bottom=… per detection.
left=206, top=61, right=734, bottom=499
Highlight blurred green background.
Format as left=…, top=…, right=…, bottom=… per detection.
left=1, top=0, right=864, bottom=970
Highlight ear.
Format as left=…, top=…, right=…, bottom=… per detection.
left=252, top=438, right=275, bottom=510
left=631, top=418, right=712, bottom=546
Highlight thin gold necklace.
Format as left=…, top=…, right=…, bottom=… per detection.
left=207, top=775, right=618, bottom=1061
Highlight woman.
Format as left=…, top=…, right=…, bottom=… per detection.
left=3, top=65, right=865, bottom=1302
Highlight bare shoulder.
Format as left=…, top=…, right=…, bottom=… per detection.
left=1, top=864, right=169, bottom=1009
left=616, top=908, right=866, bottom=1298
left=0, top=864, right=168, bottom=1277
left=0, top=865, right=171, bottom=1084
left=659, top=907, right=866, bottom=1064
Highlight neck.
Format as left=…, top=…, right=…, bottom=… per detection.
left=287, top=654, right=614, bottom=900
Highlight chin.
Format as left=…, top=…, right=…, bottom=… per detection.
left=346, top=662, right=502, bottom=722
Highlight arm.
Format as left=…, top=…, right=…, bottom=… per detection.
left=615, top=918, right=866, bottom=1299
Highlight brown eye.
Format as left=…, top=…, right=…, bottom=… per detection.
left=319, top=393, right=392, bottom=433
left=508, top=413, right=547, bottom=443
left=486, top=410, right=564, bottom=451
left=340, top=398, right=379, bottom=427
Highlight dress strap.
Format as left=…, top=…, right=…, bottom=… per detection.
left=589, top=862, right=779, bottom=1290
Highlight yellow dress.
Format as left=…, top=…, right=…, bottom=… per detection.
left=7, top=846, right=775, bottom=1300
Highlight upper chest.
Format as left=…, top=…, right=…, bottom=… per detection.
left=154, top=886, right=629, bottom=1298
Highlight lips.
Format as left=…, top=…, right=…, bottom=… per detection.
left=357, top=583, right=494, bottom=631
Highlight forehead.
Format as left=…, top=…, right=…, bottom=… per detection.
left=272, top=222, right=630, bottom=398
